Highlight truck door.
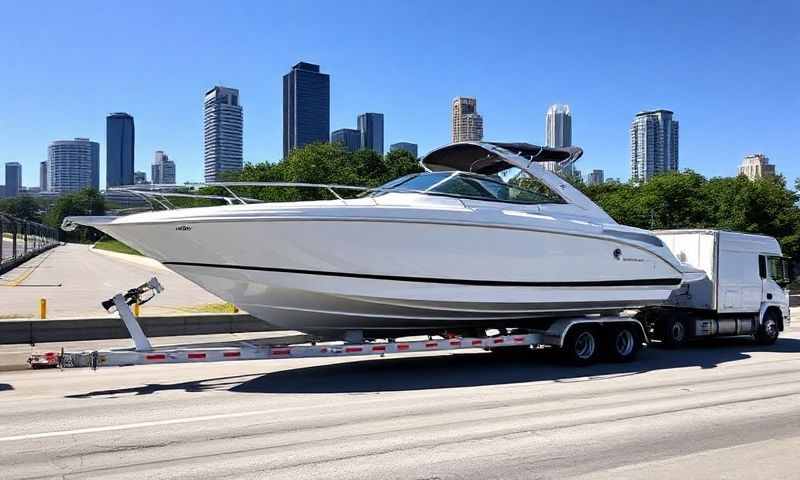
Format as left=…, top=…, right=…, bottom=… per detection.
left=759, top=255, right=790, bottom=311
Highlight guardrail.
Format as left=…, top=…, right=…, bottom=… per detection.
left=0, top=214, right=60, bottom=274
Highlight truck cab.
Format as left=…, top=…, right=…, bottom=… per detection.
left=644, top=230, right=791, bottom=346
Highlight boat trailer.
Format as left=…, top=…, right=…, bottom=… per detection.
left=28, top=278, right=648, bottom=369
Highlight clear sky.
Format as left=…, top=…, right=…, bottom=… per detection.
left=0, top=0, right=797, bottom=189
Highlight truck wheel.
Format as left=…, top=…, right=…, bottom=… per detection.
left=662, top=317, right=688, bottom=348
left=755, top=311, right=780, bottom=345
left=605, top=324, right=642, bottom=362
left=562, top=326, right=601, bottom=365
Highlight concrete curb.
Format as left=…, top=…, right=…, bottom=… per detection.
left=0, top=313, right=278, bottom=345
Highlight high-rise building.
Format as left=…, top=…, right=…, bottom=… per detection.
left=283, top=62, right=330, bottom=158
left=152, top=151, right=176, bottom=185
left=4, top=162, right=22, bottom=197
left=738, top=153, right=775, bottom=180
left=545, top=104, right=572, bottom=148
left=630, top=109, right=679, bottom=183
left=203, top=86, right=243, bottom=182
left=39, top=161, right=48, bottom=191
left=357, top=113, right=384, bottom=154
left=390, top=142, right=419, bottom=157
left=451, top=97, right=483, bottom=142
left=106, top=112, right=135, bottom=187
left=133, top=171, right=147, bottom=184
left=587, top=169, right=604, bottom=186
left=544, top=104, right=574, bottom=175
left=47, top=138, right=100, bottom=193
left=331, top=128, right=361, bottom=152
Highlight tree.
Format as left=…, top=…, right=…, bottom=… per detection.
left=44, top=188, right=107, bottom=242
left=0, top=195, right=42, bottom=222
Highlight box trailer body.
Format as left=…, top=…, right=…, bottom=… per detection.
left=649, top=229, right=791, bottom=343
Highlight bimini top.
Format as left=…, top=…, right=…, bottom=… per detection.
left=420, top=141, right=613, bottom=224
left=421, top=142, right=582, bottom=175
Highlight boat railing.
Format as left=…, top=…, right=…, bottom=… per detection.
left=107, top=182, right=406, bottom=211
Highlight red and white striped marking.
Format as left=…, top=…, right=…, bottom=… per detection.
left=48, top=333, right=544, bottom=368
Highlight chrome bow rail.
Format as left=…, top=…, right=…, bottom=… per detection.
left=108, top=182, right=377, bottom=211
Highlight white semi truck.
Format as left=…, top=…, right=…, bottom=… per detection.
left=643, top=229, right=792, bottom=346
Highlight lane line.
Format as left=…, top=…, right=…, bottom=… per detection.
left=0, top=408, right=278, bottom=443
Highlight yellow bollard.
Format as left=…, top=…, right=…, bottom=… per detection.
left=39, top=298, right=47, bottom=319
left=133, top=303, right=140, bottom=317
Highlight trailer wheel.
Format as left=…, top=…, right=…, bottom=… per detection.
left=755, top=311, right=780, bottom=345
left=562, top=326, right=601, bottom=365
left=605, top=324, right=642, bottom=362
left=662, top=317, right=689, bottom=348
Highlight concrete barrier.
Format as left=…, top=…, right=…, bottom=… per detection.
left=0, top=313, right=278, bottom=345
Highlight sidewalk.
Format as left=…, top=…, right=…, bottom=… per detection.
left=1, top=244, right=226, bottom=319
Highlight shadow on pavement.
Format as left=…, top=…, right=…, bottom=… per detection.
left=65, top=337, right=800, bottom=398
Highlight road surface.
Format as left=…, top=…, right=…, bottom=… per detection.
left=2, top=326, right=799, bottom=479
left=0, top=243, right=223, bottom=319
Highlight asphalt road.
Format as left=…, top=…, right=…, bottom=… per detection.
left=2, top=327, right=800, bottom=480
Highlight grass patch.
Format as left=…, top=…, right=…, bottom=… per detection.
left=174, top=303, right=240, bottom=314
left=94, top=237, right=142, bottom=256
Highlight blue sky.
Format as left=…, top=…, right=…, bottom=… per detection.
left=0, top=0, right=797, bottom=188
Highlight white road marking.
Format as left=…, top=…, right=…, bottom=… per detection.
left=0, top=408, right=277, bottom=442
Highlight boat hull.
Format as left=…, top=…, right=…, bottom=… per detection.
left=92, top=214, right=684, bottom=334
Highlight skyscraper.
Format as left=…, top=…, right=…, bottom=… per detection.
left=106, top=112, right=135, bottom=187
left=47, top=138, right=100, bottom=193
left=451, top=97, right=483, bottom=142
left=545, top=104, right=572, bottom=148
left=630, top=109, right=679, bottom=182
left=4, top=162, right=21, bottom=197
left=357, top=113, right=384, bottom=154
left=203, top=86, right=243, bottom=182
left=151, top=150, right=176, bottom=184
left=39, top=161, right=47, bottom=191
left=390, top=142, right=419, bottom=157
left=543, top=104, right=574, bottom=175
left=331, top=128, right=361, bottom=152
left=587, top=169, right=604, bottom=186
left=283, top=62, right=330, bottom=158
left=738, top=153, right=775, bottom=180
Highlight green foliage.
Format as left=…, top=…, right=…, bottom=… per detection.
left=220, top=143, right=423, bottom=202
left=44, top=188, right=106, bottom=243
left=581, top=172, right=800, bottom=259
left=94, top=237, right=142, bottom=256
left=0, top=195, right=44, bottom=222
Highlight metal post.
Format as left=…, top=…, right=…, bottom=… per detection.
left=11, top=221, right=17, bottom=260
left=112, top=294, right=153, bottom=352
left=24, top=221, right=28, bottom=256
left=0, top=218, right=4, bottom=264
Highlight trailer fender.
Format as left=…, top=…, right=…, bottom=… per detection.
left=543, top=317, right=648, bottom=348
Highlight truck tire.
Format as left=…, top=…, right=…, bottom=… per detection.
left=605, top=324, right=642, bottom=362
left=562, top=325, right=601, bottom=365
left=662, top=316, right=689, bottom=348
left=755, top=311, right=780, bottom=345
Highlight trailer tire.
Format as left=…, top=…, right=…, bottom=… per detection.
left=662, top=316, right=689, bottom=348
left=755, top=310, right=780, bottom=345
left=562, top=325, right=601, bottom=365
left=605, top=324, right=642, bottom=362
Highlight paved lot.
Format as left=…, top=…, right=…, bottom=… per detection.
left=0, top=243, right=224, bottom=319
left=1, top=326, right=799, bottom=479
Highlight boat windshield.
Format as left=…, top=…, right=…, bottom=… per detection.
left=374, top=172, right=565, bottom=205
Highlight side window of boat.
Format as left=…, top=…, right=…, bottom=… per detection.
left=433, top=176, right=496, bottom=199
left=506, top=175, right=565, bottom=204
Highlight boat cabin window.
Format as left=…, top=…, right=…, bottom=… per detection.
left=375, top=172, right=565, bottom=205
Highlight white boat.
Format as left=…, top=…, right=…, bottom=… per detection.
left=64, top=142, right=701, bottom=338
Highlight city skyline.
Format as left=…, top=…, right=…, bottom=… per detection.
left=0, top=2, right=797, bottom=188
